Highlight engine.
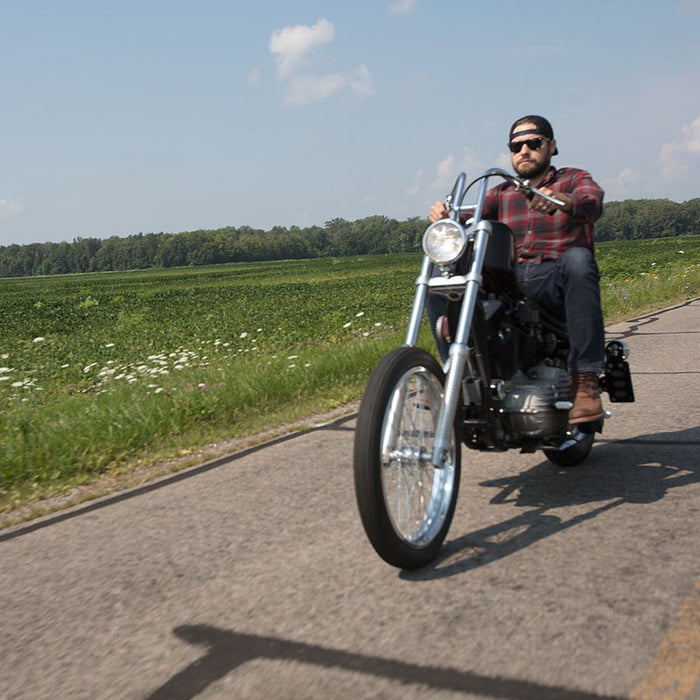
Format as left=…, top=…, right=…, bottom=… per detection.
left=499, top=363, right=571, bottom=442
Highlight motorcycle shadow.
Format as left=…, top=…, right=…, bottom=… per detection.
left=401, top=426, right=699, bottom=580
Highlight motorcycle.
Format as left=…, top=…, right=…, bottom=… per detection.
left=353, top=169, right=635, bottom=570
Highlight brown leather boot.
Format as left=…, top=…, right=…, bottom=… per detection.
left=569, top=372, right=604, bottom=424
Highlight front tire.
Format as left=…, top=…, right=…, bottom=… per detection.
left=353, top=347, right=461, bottom=569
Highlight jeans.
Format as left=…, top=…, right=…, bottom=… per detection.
left=516, top=247, right=605, bottom=373
left=426, top=246, right=605, bottom=373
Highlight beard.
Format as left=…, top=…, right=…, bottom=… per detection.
left=513, top=157, right=550, bottom=180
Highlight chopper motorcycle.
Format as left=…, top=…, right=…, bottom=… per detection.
left=353, top=169, right=634, bottom=570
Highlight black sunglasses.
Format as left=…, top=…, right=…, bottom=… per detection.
left=508, top=136, right=548, bottom=154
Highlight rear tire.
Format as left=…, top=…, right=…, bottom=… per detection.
left=354, top=347, right=461, bottom=569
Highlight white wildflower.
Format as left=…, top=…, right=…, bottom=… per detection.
left=343, top=322, right=352, bottom=328
left=33, top=337, right=45, bottom=343
left=287, top=355, right=299, bottom=360
left=239, top=332, right=248, bottom=339
left=355, top=311, right=365, bottom=317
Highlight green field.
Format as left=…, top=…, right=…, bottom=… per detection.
left=1, top=236, right=698, bottom=509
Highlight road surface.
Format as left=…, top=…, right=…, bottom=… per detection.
left=1, top=299, right=698, bottom=699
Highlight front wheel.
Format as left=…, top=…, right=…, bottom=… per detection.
left=353, top=346, right=461, bottom=569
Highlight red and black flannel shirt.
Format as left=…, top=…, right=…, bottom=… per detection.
left=482, top=166, right=604, bottom=263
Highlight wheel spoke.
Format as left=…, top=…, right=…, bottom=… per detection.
left=354, top=346, right=461, bottom=568
left=381, top=368, right=456, bottom=545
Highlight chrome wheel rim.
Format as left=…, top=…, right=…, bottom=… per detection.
left=379, top=367, right=456, bottom=546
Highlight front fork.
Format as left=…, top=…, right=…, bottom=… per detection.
left=404, top=223, right=492, bottom=469
left=432, top=222, right=491, bottom=467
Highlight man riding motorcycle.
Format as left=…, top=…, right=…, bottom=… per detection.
left=428, top=115, right=606, bottom=425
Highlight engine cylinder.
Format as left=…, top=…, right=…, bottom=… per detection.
left=501, top=364, right=570, bottom=439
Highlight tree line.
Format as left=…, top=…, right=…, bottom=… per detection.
left=1, top=198, right=699, bottom=278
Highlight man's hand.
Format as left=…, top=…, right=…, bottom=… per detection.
left=429, top=201, right=449, bottom=222
left=529, top=189, right=573, bottom=214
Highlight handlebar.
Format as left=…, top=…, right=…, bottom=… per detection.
left=447, top=168, right=565, bottom=213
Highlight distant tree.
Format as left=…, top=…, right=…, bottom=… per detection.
left=1, top=199, right=697, bottom=277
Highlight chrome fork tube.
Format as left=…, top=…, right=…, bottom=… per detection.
left=431, top=220, right=491, bottom=467
left=404, top=255, right=434, bottom=346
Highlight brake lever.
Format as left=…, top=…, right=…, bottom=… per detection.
left=517, top=178, right=565, bottom=209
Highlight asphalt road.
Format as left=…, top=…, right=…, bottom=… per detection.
left=1, top=299, right=698, bottom=700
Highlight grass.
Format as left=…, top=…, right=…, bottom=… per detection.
left=1, top=237, right=698, bottom=513
left=597, top=236, right=699, bottom=322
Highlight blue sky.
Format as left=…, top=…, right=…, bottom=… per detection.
left=1, top=0, right=699, bottom=246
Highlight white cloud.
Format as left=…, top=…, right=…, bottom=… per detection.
left=269, top=19, right=375, bottom=106
left=0, top=199, right=23, bottom=218
left=387, top=0, right=417, bottom=16
left=284, top=65, right=375, bottom=106
left=284, top=73, right=345, bottom=106
left=407, top=149, right=489, bottom=203
left=683, top=116, right=700, bottom=152
left=348, top=65, right=375, bottom=98
left=603, top=167, right=643, bottom=200
left=659, top=115, right=700, bottom=179
left=269, top=18, right=335, bottom=79
left=431, top=148, right=486, bottom=191
left=406, top=169, right=424, bottom=197
left=615, top=167, right=641, bottom=188
left=433, top=154, right=456, bottom=191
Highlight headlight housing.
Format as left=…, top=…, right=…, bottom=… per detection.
left=422, top=219, right=467, bottom=265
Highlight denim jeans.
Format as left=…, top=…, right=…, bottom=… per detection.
left=426, top=246, right=605, bottom=373
left=515, top=247, right=605, bottom=373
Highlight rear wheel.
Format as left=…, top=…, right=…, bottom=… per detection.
left=353, top=347, right=461, bottom=569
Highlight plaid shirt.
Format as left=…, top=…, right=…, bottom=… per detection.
left=482, top=166, right=604, bottom=263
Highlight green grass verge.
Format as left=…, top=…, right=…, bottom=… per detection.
left=1, top=238, right=698, bottom=511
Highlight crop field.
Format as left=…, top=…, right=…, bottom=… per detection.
left=1, top=236, right=698, bottom=508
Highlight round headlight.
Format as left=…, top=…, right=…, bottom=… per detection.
left=422, top=219, right=467, bottom=265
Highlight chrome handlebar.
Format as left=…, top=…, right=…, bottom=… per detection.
left=446, top=168, right=565, bottom=213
